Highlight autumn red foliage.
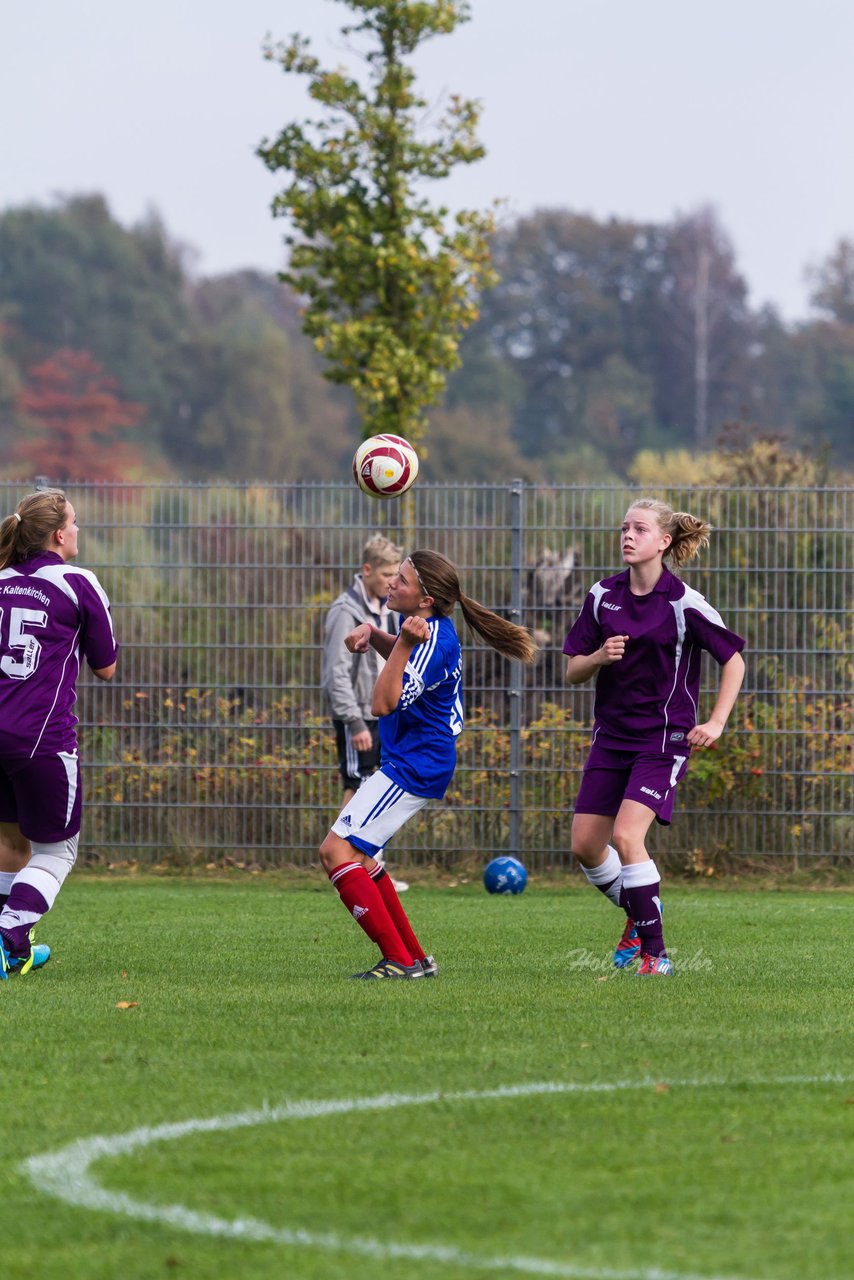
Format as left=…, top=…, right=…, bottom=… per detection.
left=13, top=348, right=146, bottom=480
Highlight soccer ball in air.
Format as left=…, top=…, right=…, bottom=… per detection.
left=483, top=856, right=528, bottom=895
left=353, top=434, right=419, bottom=499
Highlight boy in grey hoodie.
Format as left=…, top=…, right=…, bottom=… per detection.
left=322, top=534, right=402, bottom=806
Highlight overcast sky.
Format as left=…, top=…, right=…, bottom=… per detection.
left=4, top=0, right=852, bottom=321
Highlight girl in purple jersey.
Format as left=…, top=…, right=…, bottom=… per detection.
left=563, top=499, right=745, bottom=976
left=0, top=489, right=118, bottom=978
left=320, top=550, right=537, bottom=980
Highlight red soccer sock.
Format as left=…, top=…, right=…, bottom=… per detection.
left=328, top=862, right=413, bottom=966
left=370, top=866, right=426, bottom=963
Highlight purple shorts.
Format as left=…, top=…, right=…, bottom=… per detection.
left=574, top=739, right=690, bottom=827
left=0, top=751, right=82, bottom=842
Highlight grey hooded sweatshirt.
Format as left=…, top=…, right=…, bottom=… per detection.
left=320, top=574, right=398, bottom=736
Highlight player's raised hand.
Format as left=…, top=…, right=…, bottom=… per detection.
left=345, top=623, right=372, bottom=653
left=599, top=634, right=629, bottom=664
left=398, top=615, right=430, bottom=649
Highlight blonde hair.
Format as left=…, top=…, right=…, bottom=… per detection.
left=409, top=549, right=538, bottom=663
left=626, top=498, right=711, bottom=567
left=362, top=533, right=403, bottom=568
left=0, top=489, right=69, bottom=570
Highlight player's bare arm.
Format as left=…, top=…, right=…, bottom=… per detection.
left=371, top=617, right=429, bottom=717
left=565, top=635, right=629, bottom=684
left=345, top=622, right=397, bottom=660
left=687, top=651, right=746, bottom=748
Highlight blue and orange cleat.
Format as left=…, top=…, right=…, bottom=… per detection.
left=613, top=917, right=641, bottom=969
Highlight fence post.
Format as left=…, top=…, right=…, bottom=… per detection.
left=508, top=479, right=524, bottom=858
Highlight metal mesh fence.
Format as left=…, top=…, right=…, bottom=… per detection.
left=3, top=480, right=850, bottom=868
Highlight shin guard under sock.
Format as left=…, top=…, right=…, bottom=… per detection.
left=580, top=844, right=624, bottom=910
left=328, top=861, right=413, bottom=965
left=369, top=866, right=425, bottom=962
left=621, top=860, right=666, bottom=958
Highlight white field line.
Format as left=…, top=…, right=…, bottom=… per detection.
left=23, top=1074, right=851, bottom=1280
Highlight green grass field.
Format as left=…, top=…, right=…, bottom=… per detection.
left=3, top=876, right=852, bottom=1280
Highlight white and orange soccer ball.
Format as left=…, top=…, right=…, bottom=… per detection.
left=352, top=434, right=419, bottom=499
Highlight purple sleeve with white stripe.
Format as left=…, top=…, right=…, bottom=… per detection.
left=562, top=587, right=603, bottom=657
left=682, top=593, right=745, bottom=665
left=69, top=570, right=119, bottom=670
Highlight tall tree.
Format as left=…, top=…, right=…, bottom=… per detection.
left=10, top=348, right=146, bottom=481
left=650, top=208, right=752, bottom=445
left=257, top=0, right=497, bottom=446
left=477, top=210, right=661, bottom=459
left=474, top=207, right=756, bottom=462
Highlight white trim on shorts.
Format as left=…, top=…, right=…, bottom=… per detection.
left=58, top=749, right=79, bottom=827
left=330, top=769, right=428, bottom=857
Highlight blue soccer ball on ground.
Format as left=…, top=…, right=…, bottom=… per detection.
left=483, top=856, right=528, bottom=895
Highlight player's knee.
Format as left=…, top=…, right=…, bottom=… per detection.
left=28, top=835, right=79, bottom=888
left=610, top=824, right=644, bottom=863
left=0, top=823, right=31, bottom=861
left=570, top=825, right=601, bottom=864
left=319, top=833, right=342, bottom=872
left=571, top=841, right=595, bottom=864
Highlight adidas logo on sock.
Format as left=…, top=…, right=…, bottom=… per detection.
left=352, top=905, right=368, bottom=920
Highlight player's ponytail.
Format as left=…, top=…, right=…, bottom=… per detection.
left=0, top=489, right=69, bottom=570
left=409, top=550, right=538, bottom=664
left=628, top=498, right=711, bottom=567
left=667, top=512, right=711, bottom=566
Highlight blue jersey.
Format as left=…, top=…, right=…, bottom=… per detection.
left=378, top=614, right=463, bottom=798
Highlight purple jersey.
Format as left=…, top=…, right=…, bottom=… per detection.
left=0, top=552, right=118, bottom=756
left=563, top=568, right=745, bottom=751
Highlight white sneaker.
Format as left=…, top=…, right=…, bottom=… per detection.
left=391, top=877, right=409, bottom=893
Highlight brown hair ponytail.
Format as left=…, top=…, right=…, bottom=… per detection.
left=0, top=489, right=69, bottom=571
left=409, top=549, right=538, bottom=663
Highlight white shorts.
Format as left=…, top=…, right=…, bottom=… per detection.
left=330, top=770, right=428, bottom=857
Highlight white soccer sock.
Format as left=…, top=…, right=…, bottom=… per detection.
left=0, top=865, right=61, bottom=933
left=621, top=859, right=660, bottom=889
left=580, top=844, right=623, bottom=908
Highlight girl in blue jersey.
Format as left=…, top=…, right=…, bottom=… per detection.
left=320, top=550, right=537, bottom=979
left=563, top=499, right=745, bottom=976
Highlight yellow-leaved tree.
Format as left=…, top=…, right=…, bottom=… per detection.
left=257, top=0, right=497, bottom=451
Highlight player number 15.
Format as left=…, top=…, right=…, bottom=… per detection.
left=0, top=606, right=48, bottom=679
